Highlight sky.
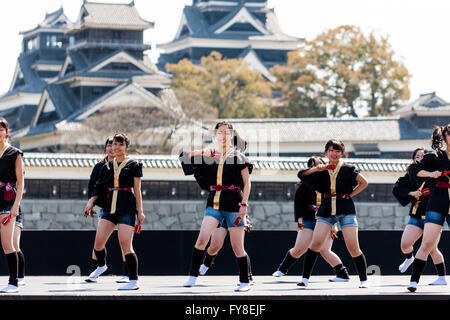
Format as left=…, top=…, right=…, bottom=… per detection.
left=1, top=0, right=450, bottom=102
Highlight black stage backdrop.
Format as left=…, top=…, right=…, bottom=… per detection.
left=8, top=230, right=450, bottom=276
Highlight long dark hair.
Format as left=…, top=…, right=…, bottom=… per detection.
left=431, top=125, right=450, bottom=151
left=214, top=121, right=248, bottom=152
left=406, top=147, right=427, bottom=172
left=296, top=156, right=325, bottom=187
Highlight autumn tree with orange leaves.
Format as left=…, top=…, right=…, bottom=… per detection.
left=272, top=25, right=411, bottom=118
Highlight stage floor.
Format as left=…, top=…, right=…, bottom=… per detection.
left=0, top=275, right=448, bottom=299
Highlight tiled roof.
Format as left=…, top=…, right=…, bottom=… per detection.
left=394, top=92, right=450, bottom=115
left=1, top=54, right=47, bottom=99
left=176, top=3, right=300, bottom=42
left=0, top=105, right=38, bottom=131
left=209, top=117, right=430, bottom=143
left=20, top=7, right=72, bottom=35
left=75, top=2, right=153, bottom=30
left=22, top=153, right=411, bottom=173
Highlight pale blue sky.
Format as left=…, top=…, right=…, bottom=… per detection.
left=1, top=0, right=449, bottom=102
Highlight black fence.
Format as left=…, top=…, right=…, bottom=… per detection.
left=24, top=179, right=398, bottom=203
left=11, top=230, right=449, bottom=276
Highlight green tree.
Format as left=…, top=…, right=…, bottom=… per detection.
left=272, top=25, right=410, bottom=118
left=166, top=51, right=272, bottom=119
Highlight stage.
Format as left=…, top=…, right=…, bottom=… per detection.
left=1, top=275, right=448, bottom=300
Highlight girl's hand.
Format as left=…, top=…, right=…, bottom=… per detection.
left=316, top=164, right=328, bottom=172
left=239, top=205, right=247, bottom=219
left=331, top=224, right=338, bottom=234
left=408, top=190, right=421, bottom=200
left=429, top=171, right=441, bottom=179
left=85, top=201, right=94, bottom=215
left=10, top=205, right=19, bottom=218
left=138, top=211, right=146, bottom=224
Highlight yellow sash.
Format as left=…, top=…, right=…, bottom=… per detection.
left=0, top=143, right=10, bottom=159
left=213, top=148, right=236, bottom=210
left=110, top=157, right=131, bottom=214
left=315, top=191, right=322, bottom=220
left=411, top=181, right=426, bottom=219
left=328, top=161, right=343, bottom=216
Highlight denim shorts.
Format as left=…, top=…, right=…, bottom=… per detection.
left=302, top=219, right=316, bottom=230
left=100, top=208, right=136, bottom=227
left=205, top=207, right=247, bottom=228
left=317, top=214, right=358, bottom=229
left=219, top=218, right=229, bottom=229
left=407, top=216, right=425, bottom=230
left=424, top=211, right=450, bottom=227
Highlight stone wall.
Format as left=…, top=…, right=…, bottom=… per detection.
left=20, top=199, right=410, bottom=231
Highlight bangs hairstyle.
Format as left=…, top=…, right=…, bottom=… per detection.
left=104, top=137, right=114, bottom=151
left=431, top=124, right=450, bottom=151
left=214, top=121, right=248, bottom=152
left=324, top=139, right=347, bottom=157
left=406, top=147, right=428, bottom=172
left=113, top=133, right=130, bottom=147
left=0, top=118, right=9, bottom=138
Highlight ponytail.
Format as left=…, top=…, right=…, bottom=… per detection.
left=431, top=126, right=444, bottom=151
left=233, top=129, right=248, bottom=152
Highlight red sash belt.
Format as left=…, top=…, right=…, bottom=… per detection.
left=210, top=185, right=242, bottom=195
left=0, top=182, right=15, bottom=201
left=436, top=181, right=450, bottom=188
left=323, top=193, right=351, bottom=199
left=107, top=187, right=133, bottom=199
left=307, top=204, right=319, bottom=212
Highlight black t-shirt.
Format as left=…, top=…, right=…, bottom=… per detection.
left=179, top=149, right=253, bottom=212
left=92, top=159, right=143, bottom=215
left=88, top=161, right=107, bottom=209
left=297, top=162, right=360, bottom=218
left=392, top=164, right=433, bottom=218
left=294, top=183, right=320, bottom=221
left=0, top=146, right=23, bottom=210
left=417, top=152, right=450, bottom=215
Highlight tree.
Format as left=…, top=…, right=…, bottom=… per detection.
left=270, top=50, right=327, bottom=118
left=174, top=89, right=218, bottom=120
left=166, top=51, right=272, bottom=119
left=272, top=25, right=410, bottom=118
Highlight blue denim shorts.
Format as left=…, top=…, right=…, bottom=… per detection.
left=219, top=218, right=229, bottom=229
left=302, top=219, right=316, bottom=230
left=424, top=211, right=450, bottom=227
left=317, top=214, right=358, bottom=229
left=407, top=216, right=425, bottom=230
left=100, top=208, right=136, bottom=227
left=205, top=207, right=247, bottom=228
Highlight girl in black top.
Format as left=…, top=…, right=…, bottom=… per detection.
left=297, top=140, right=369, bottom=288
left=0, top=118, right=24, bottom=293
left=85, top=137, right=132, bottom=284
left=85, top=133, right=145, bottom=291
left=272, top=156, right=350, bottom=282
left=408, top=125, right=450, bottom=292
left=393, top=148, right=446, bottom=285
left=180, top=121, right=253, bottom=292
